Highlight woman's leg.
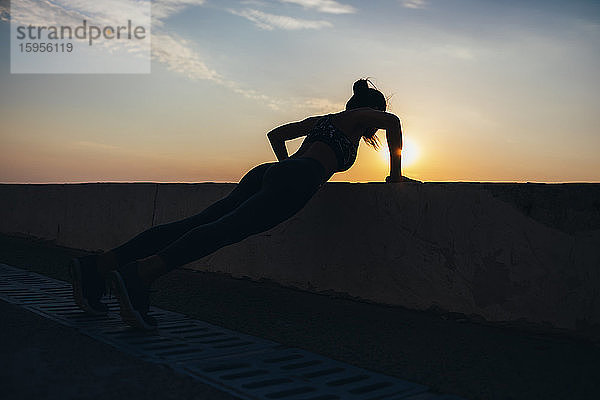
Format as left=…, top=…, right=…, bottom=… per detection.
left=98, top=162, right=276, bottom=274
left=139, top=158, right=325, bottom=283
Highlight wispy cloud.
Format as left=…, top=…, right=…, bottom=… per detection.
left=152, top=32, right=223, bottom=81
left=0, top=0, right=9, bottom=22
left=0, top=1, right=287, bottom=107
left=229, top=8, right=332, bottom=30
left=401, top=0, right=426, bottom=9
left=300, top=97, right=344, bottom=113
left=71, top=141, right=122, bottom=152
left=0, top=0, right=340, bottom=111
left=4, top=0, right=151, bottom=55
left=152, top=0, right=206, bottom=24
left=437, top=45, right=475, bottom=60
left=279, top=0, right=356, bottom=14
left=239, top=0, right=269, bottom=6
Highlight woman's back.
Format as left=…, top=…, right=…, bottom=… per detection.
left=301, top=113, right=359, bottom=173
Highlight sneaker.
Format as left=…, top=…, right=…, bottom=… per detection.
left=108, top=262, right=157, bottom=331
left=70, top=256, right=109, bottom=315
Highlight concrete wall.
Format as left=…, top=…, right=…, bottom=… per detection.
left=1, top=182, right=599, bottom=336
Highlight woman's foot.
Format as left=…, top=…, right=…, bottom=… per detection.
left=108, top=261, right=157, bottom=331
left=70, top=256, right=109, bottom=315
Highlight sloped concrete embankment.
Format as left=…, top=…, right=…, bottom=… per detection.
left=1, top=182, right=599, bottom=335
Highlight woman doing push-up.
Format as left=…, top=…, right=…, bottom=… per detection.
left=70, top=78, right=413, bottom=330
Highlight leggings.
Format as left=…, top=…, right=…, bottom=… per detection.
left=111, top=157, right=326, bottom=270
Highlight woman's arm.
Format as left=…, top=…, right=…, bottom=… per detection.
left=267, top=116, right=320, bottom=161
left=385, top=122, right=421, bottom=183
left=351, top=108, right=403, bottom=181
left=268, top=132, right=289, bottom=161
left=385, top=118, right=403, bottom=182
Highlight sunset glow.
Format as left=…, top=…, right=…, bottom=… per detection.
left=379, top=137, right=420, bottom=169
left=1, top=1, right=598, bottom=183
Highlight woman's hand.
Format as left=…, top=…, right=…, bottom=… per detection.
left=385, top=175, right=402, bottom=183
left=385, top=175, right=421, bottom=183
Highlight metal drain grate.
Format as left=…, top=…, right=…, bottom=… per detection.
left=0, top=264, right=464, bottom=400
left=181, top=347, right=429, bottom=400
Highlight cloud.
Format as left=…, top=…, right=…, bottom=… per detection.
left=1, top=2, right=257, bottom=98
left=438, top=45, right=475, bottom=60
left=300, top=97, right=344, bottom=113
left=0, top=0, right=8, bottom=22
left=279, top=0, right=355, bottom=14
left=152, top=0, right=206, bottom=25
left=71, top=141, right=122, bottom=151
left=229, top=8, right=332, bottom=30
left=0, top=0, right=339, bottom=111
left=239, top=0, right=269, bottom=6
left=401, top=0, right=426, bottom=9
left=152, top=32, right=223, bottom=81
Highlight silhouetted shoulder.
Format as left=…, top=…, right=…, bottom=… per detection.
left=344, top=108, right=400, bottom=131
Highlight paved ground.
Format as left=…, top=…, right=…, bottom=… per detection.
left=0, top=301, right=241, bottom=400
left=1, top=233, right=600, bottom=400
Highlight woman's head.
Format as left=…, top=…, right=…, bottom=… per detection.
left=345, top=78, right=387, bottom=112
left=345, top=78, right=387, bottom=149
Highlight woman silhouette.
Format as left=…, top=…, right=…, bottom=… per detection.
left=70, top=78, right=412, bottom=330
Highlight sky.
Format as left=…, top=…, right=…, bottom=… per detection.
left=0, top=0, right=599, bottom=183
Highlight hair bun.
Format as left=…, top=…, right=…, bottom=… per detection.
left=353, top=79, right=369, bottom=96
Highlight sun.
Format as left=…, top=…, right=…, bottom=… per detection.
left=379, top=136, right=420, bottom=168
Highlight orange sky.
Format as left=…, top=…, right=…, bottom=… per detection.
left=1, top=1, right=599, bottom=183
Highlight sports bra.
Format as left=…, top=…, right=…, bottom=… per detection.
left=302, top=114, right=358, bottom=172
